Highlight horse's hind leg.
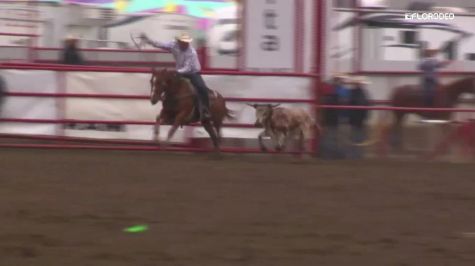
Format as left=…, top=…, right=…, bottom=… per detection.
left=391, top=112, right=405, bottom=152
left=202, top=120, right=220, bottom=152
left=213, top=119, right=222, bottom=145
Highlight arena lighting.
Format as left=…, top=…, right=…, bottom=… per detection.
left=359, top=0, right=387, bottom=8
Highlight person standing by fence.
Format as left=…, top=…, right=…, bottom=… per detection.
left=346, top=76, right=371, bottom=159
left=318, top=74, right=347, bottom=159
left=61, top=35, right=85, bottom=65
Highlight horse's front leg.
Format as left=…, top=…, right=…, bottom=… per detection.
left=153, top=114, right=162, bottom=144
left=162, top=112, right=187, bottom=150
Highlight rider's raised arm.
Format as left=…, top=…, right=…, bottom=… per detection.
left=147, top=39, right=176, bottom=51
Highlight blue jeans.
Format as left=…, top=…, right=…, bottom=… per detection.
left=181, top=72, right=210, bottom=110
left=423, top=78, right=436, bottom=106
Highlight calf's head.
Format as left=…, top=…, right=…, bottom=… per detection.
left=248, top=104, right=280, bottom=127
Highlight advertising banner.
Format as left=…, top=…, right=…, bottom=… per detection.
left=243, top=0, right=296, bottom=72
left=64, top=71, right=188, bottom=142
left=0, top=70, right=59, bottom=135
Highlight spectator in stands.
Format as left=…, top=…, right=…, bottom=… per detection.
left=61, top=35, right=85, bottom=65
left=318, top=74, right=347, bottom=159
left=346, top=76, right=370, bottom=159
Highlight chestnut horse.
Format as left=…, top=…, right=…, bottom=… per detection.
left=388, top=77, right=475, bottom=148
left=149, top=68, right=233, bottom=152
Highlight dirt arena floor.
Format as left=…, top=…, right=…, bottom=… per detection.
left=1, top=148, right=475, bottom=266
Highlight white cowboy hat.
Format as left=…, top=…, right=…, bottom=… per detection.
left=175, top=32, right=193, bottom=43
left=350, top=76, right=371, bottom=85
left=332, top=72, right=350, bottom=83
left=332, top=72, right=348, bottom=79
left=64, top=34, right=78, bottom=40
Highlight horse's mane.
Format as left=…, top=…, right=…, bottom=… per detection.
left=161, top=70, right=181, bottom=89
left=157, top=70, right=197, bottom=111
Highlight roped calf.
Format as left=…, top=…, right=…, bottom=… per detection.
left=249, top=104, right=315, bottom=153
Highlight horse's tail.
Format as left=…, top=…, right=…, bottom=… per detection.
left=215, top=92, right=236, bottom=120
left=352, top=110, right=392, bottom=147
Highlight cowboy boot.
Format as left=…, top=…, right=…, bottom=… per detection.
left=198, top=100, right=211, bottom=121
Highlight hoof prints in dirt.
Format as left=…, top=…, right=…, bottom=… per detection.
left=0, top=246, right=39, bottom=258
left=0, top=233, right=63, bottom=258
left=88, top=252, right=134, bottom=262
left=1, top=233, right=61, bottom=247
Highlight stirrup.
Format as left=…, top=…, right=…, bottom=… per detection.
left=200, top=107, right=211, bottom=121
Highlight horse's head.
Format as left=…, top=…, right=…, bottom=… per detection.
left=447, top=76, right=475, bottom=99
left=150, top=68, right=182, bottom=105
left=150, top=68, right=163, bottom=105
left=150, top=68, right=177, bottom=105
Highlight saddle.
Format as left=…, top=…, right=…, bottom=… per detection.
left=183, top=79, right=217, bottom=120
left=181, top=78, right=217, bottom=123
left=406, top=84, right=442, bottom=106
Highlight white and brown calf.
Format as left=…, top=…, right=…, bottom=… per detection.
left=249, top=104, right=314, bottom=153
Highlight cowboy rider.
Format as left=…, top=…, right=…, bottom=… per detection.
left=140, top=32, right=210, bottom=120
left=418, top=48, right=452, bottom=106
left=61, top=34, right=85, bottom=65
